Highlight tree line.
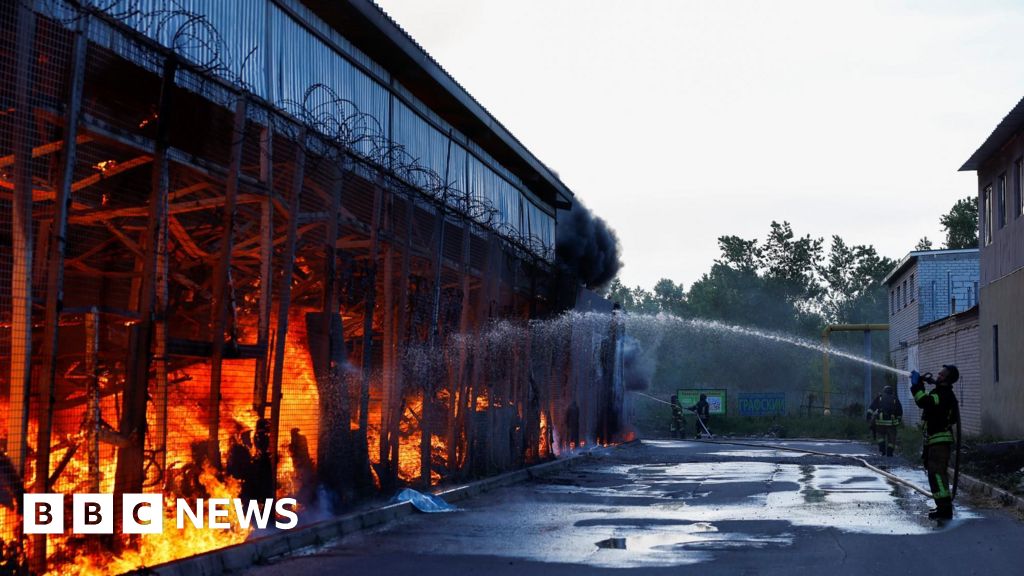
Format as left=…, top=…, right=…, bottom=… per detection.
left=609, top=196, right=979, bottom=414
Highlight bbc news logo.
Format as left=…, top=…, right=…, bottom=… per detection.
left=23, top=494, right=299, bottom=534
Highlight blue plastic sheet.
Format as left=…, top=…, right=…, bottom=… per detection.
left=391, top=488, right=459, bottom=513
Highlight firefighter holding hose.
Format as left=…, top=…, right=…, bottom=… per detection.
left=688, top=393, right=711, bottom=438
left=910, top=365, right=960, bottom=521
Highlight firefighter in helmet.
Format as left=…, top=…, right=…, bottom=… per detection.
left=670, top=395, right=685, bottom=439
left=911, top=364, right=960, bottom=520
left=871, top=385, right=903, bottom=456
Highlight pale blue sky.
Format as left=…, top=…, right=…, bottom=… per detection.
left=375, top=0, right=1024, bottom=289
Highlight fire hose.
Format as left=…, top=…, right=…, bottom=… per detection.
left=632, top=391, right=939, bottom=500
left=635, top=392, right=713, bottom=437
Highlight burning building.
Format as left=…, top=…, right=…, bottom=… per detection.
left=0, top=0, right=625, bottom=573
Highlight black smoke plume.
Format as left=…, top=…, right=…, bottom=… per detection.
left=556, top=200, right=622, bottom=291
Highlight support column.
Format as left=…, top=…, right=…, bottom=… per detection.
left=421, top=209, right=445, bottom=487
left=36, top=11, right=88, bottom=504
left=254, top=127, right=274, bottom=416
left=7, top=0, right=36, bottom=486
left=313, top=158, right=350, bottom=505
left=269, top=129, right=307, bottom=491
left=114, top=56, right=177, bottom=504
left=357, top=178, right=384, bottom=492
left=85, top=309, right=100, bottom=493
left=864, top=330, right=872, bottom=413
left=449, top=221, right=472, bottom=475
left=208, top=96, right=248, bottom=468
left=386, top=204, right=412, bottom=488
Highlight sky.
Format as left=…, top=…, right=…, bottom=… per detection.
left=374, top=0, right=1024, bottom=290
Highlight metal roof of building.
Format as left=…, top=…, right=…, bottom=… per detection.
left=960, top=95, right=1024, bottom=172
left=301, top=0, right=574, bottom=208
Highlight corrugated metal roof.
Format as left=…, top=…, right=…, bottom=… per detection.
left=330, top=0, right=575, bottom=206
left=960, top=94, right=1024, bottom=172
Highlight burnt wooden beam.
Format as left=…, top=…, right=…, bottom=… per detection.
left=0, top=134, right=92, bottom=168
left=68, top=193, right=264, bottom=224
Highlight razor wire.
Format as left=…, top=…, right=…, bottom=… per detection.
left=31, top=0, right=553, bottom=261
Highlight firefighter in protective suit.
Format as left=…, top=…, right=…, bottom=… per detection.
left=670, top=395, right=685, bottom=439
left=871, top=385, right=903, bottom=456
left=911, top=365, right=959, bottom=521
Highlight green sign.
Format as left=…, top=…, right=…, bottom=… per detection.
left=676, top=389, right=727, bottom=415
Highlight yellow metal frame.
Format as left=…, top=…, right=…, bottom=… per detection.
left=821, top=323, right=889, bottom=415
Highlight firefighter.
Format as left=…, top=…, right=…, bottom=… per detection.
left=688, top=393, right=711, bottom=438
left=867, top=392, right=882, bottom=443
left=670, top=395, right=685, bottom=439
left=911, top=365, right=959, bottom=520
left=871, top=386, right=903, bottom=456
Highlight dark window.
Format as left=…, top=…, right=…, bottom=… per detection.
left=902, top=280, right=907, bottom=307
left=998, top=173, right=1007, bottom=228
left=1016, top=158, right=1023, bottom=219
left=890, top=290, right=895, bottom=315
left=896, top=285, right=901, bottom=310
left=984, top=185, right=993, bottom=245
left=909, top=273, right=915, bottom=302
left=993, top=324, right=1000, bottom=384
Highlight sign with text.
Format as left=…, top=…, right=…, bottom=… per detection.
left=676, top=389, right=727, bottom=415
left=738, top=393, right=787, bottom=416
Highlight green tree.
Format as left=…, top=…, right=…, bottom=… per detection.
left=817, top=236, right=896, bottom=323
left=941, top=196, right=979, bottom=249
left=760, top=221, right=824, bottom=303
left=915, top=237, right=933, bottom=251
left=652, top=278, right=687, bottom=315
left=605, top=278, right=634, bottom=309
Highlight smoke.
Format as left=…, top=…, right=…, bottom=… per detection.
left=621, top=334, right=653, bottom=391
left=556, top=199, right=622, bottom=291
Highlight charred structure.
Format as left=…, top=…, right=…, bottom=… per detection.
left=0, top=1, right=626, bottom=573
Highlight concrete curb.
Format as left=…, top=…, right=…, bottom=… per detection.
left=140, top=454, right=591, bottom=576
left=955, top=471, right=1024, bottom=516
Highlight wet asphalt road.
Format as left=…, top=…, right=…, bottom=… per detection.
left=243, top=440, right=1024, bottom=576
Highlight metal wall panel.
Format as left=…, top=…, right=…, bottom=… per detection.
left=80, top=0, right=553, bottom=259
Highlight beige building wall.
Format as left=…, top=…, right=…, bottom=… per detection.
left=979, top=266, right=1024, bottom=438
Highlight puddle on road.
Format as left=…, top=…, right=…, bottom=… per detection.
left=378, top=446, right=978, bottom=570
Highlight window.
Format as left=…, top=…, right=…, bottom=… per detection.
left=902, top=279, right=907, bottom=307
left=993, top=324, right=1000, bottom=384
left=896, top=285, right=901, bottom=311
left=1016, top=158, right=1023, bottom=219
left=909, top=273, right=915, bottom=302
left=890, top=290, right=895, bottom=315
left=984, top=185, right=993, bottom=245
left=998, top=173, right=1007, bottom=229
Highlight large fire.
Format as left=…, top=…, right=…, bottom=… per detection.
left=2, top=302, right=571, bottom=575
